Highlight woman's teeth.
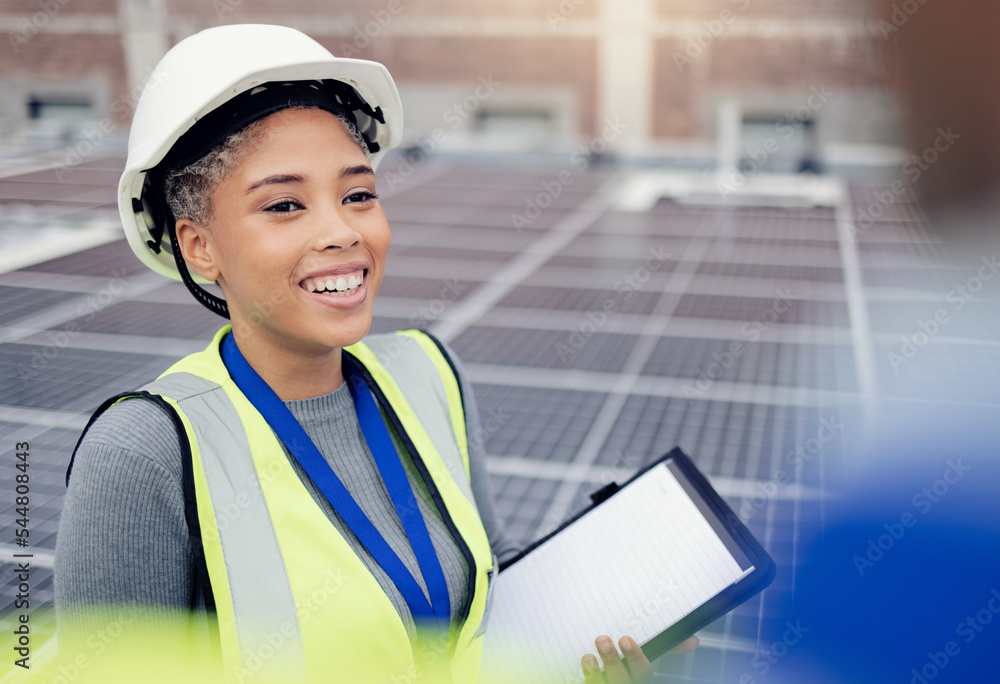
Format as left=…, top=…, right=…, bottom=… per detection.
left=303, top=271, right=364, bottom=295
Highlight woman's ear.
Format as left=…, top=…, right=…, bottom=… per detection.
left=174, top=218, right=222, bottom=282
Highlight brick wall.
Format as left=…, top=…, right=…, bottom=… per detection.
left=168, top=0, right=597, bottom=20
left=2, top=0, right=889, bottom=144
left=350, top=35, right=598, bottom=136
left=2, top=32, right=127, bottom=106
left=1, top=0, right=117, bottom=14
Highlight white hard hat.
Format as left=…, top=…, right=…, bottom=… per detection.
left=118, top=24, right=403, bottom=317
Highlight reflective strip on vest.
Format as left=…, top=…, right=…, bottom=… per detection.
left=142, top=325, right=494, bottom=683
left=346, top=330, right=473, bottom=502
left=139, top=372, right=308, bottom=682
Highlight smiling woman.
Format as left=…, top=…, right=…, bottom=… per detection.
left=51, top=23, right=680, bottom=684
left=170, top=107, right=391, bottom=400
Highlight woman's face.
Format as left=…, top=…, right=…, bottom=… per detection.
left=179, top=107, right=389, bottom=358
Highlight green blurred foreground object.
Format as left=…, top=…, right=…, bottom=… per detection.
left=20, top=605, right=699, bottom=683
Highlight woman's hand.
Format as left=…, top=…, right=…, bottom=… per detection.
left=580, top=634, right=699, bottom=683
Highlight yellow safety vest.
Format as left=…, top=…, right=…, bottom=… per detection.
left=99, top=325, right=496, bottom=683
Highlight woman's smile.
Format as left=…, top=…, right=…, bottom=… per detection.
left=300, top=265, right=370, bottom=307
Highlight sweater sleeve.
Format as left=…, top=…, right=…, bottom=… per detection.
left=54, top=396, right=195, bottom=650
left=437, top=340, right=523, bottom=565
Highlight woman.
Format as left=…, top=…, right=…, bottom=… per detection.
left=54, top=24, right=693, bottom=683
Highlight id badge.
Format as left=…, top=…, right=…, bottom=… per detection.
left=473, top=552, right=499, bottom=639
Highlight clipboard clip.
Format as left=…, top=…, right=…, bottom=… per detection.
left=589, top=481, right=619, bottom=505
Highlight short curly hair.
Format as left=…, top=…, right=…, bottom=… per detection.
left=163, top=106, right=370, bottom=225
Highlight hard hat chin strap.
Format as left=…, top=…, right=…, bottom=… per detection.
left=167, top=219, right=230, bottom=320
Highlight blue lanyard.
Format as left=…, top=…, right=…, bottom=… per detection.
left=220, top=332, right=451, bottom=625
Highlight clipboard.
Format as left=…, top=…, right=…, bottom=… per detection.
left=479, top=447, right=776, bottom=684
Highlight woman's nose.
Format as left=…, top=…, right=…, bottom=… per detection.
left=313, top=209, right=362, bottom=251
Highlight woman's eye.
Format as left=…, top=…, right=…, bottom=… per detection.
left=264, top=199, right=302, bottom=213
left=345, top=190, right=379, bottom=204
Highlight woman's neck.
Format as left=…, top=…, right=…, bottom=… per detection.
left=230, top=328, right=345, bottom=401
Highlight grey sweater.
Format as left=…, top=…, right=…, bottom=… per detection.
left=54, top=344, right=520, bottom=649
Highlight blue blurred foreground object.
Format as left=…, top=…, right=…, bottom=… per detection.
left=765, top=400, right=1000, bottom=684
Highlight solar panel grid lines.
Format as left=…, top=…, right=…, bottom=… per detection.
left=429, top=170, right=630, bottom=344
left=531, top=205, right=725, bottom=554
left=1, top=153, right=990, bottom=683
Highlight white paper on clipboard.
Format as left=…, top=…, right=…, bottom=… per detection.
left=479, top=461, right=754, bottom=684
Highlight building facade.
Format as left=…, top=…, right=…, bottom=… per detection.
left=1, top=0, right=900, bottom=166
